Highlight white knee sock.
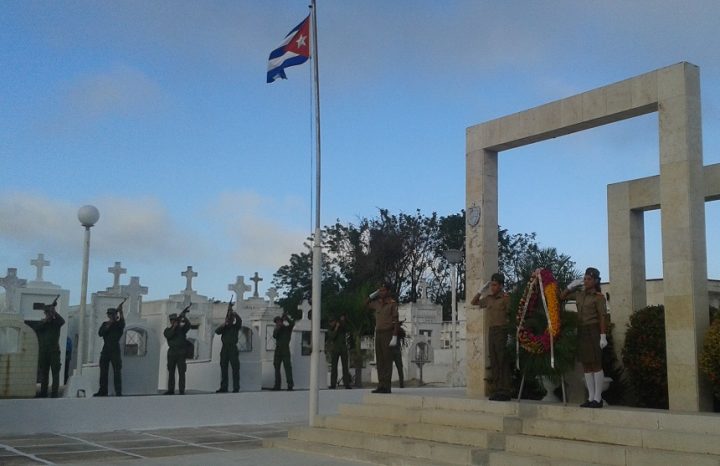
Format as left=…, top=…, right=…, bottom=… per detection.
left=593, top=370, right=604, bottom=402
left=584, top=373, right=595, bottom=401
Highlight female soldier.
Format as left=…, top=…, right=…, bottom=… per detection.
left=560, top=267, right=608, bottom=408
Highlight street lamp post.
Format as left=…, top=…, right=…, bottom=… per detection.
left=443, top=249, right=462, bottom=386
left=76, top=205, right=99, bottom=374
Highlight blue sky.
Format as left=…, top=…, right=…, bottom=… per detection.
left=1, top=1, right=719, bottom=303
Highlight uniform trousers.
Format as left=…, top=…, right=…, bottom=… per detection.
left=99, top=350, right=122, bottom=395
left=488, top=325, right=512, bottom=396
left=374, top=329, right=393, bottom=391
left=330, top=349, right=351, bottom=388
left=38, top=349, right=61, bottom=397
left=219, top=346, right=240, bottom=391
left=273, top=348, right=293, bottom=388
left=167, top=351, right=187, bottom=394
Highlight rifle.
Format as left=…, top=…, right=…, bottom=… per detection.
left=225, top=295, right=235, bottom=325
left=45, top=295, right=61, bottom=320
left=116, top=297, right=128, bottom=320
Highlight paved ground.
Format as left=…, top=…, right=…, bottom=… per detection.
left=0, top=422, right=367, bottom=466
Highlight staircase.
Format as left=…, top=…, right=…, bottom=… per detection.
left=267, top=392, right=720, bottom=465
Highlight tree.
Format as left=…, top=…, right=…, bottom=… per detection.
left=273, top=208, right=577, bottom=329
left=498, top=229, right=578, bottom=292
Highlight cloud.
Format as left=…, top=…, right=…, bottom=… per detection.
left=0, top=192, right=197, bottom=262
left=44, top=65, right=165, bottom=132
left=206, top=191, right=308, bottom=269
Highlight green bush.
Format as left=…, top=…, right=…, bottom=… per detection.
left=700, top=317, right=720, bottom=399
left=621, top=305, right=668, bottom=409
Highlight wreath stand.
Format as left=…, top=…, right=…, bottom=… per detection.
left=516, top=364, right=567, bottom=405
left=514, top=269, right=566, bottom=405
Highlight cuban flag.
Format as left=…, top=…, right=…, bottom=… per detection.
left=267, top=15, right=311, bottom=83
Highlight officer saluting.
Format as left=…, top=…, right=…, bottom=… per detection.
left=94, top=299, right=126, bottom=397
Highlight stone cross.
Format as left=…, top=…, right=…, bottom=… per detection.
left=417, top=281, right=428, bottom=301
left=250, top=272, right=263, bottom=298
left=0, top=268, right=27, bottom=314
left=228, top=276, right=252, bottom=300
left=181, top=266, right=197, bottom=293
left=30, top=253, right=50, bottom=282
left=298, top=299, right=311, bottom=321
left=266, top=287, right=278, bottom=304
left=108, top=261, right=127, bottom=291
left=120, top=276, right=148, bottom=319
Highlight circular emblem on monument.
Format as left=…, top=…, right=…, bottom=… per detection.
left=467, top=205, right=481, bottom=227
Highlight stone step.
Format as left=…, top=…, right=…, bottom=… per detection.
left=523, top=417, right=720, bottom=455
left=268, top=437, right=454, bottom=466
left=519, top=402, right=720, bottom=435
left=339, top=403, right=516, bottom=432
left=488, top=451, right=611, bottom=466
left=320, top=414, right=506, bottom=449
left=339, top=403, right=422, bottom=423
left=506, top=434, right=627, bottom=465
left=289, top=426, right=487, bottom=465
left=522, top=418, right=644, bottom=447
left=505, top=434, right=720, bottom=466
left=363, top=393, right=519, bottom=416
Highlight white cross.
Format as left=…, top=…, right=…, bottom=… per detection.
left=108, top=261, right=127, bottom=290
left=266, top=287, right=279, bottom=304
left=30, top=253, right=50, bottom=282
left=0, top=268, right=27, bottom=313
left=228, top=276, right=252, bottom=300
left=181, top=266, right=197, bottom=292
left=121, top=276, right=148, bottom=318
left=250, top=272, right=263, bottom=298
left=298, top=299, right=311, bottom=321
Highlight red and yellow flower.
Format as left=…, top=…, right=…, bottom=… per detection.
left=516, top=268, right=561, bottom=355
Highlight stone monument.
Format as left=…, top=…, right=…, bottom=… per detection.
left=466, top=62, right=709, bottom=411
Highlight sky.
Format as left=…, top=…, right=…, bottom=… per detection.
left=1, top=0, right=720, bottom=304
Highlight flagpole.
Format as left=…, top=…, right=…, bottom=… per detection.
left=308, top=0, right=322, bottom=427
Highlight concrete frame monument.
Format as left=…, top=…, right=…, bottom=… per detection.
left=607, top=163, right=720, bottom=409
left=466, top=62, right=708, bottom=411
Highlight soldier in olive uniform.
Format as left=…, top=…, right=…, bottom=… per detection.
left=163, top=311, right=191, bottom=395
left=94, top=301, right=126, bottom=397
left=471, top=273, right=512, bottom=401
left=215, top=301, right=242, bottom=393
left=328, top=314, right=352, bottom=389
left=25, top=299, right=65, bottom=398
left=561, top=267, right=608, bottom=408
left=366, top=283, right=400, bottom=394
left=272, top=313, right=295, bottom=391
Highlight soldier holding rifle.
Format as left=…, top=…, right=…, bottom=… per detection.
left=164, top=304, right=192, bottom=395
left=25, top=295, right=65, bottom=398
left=272, top=312, right=295, bottom=391
left=94, top=298, right=126, bottom=397
left=215, top=295, right=242, bottom=393
left=328, top=314, right=352, bottom=389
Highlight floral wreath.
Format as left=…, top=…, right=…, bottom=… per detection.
left=516, top=268, right=561, bottom=366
